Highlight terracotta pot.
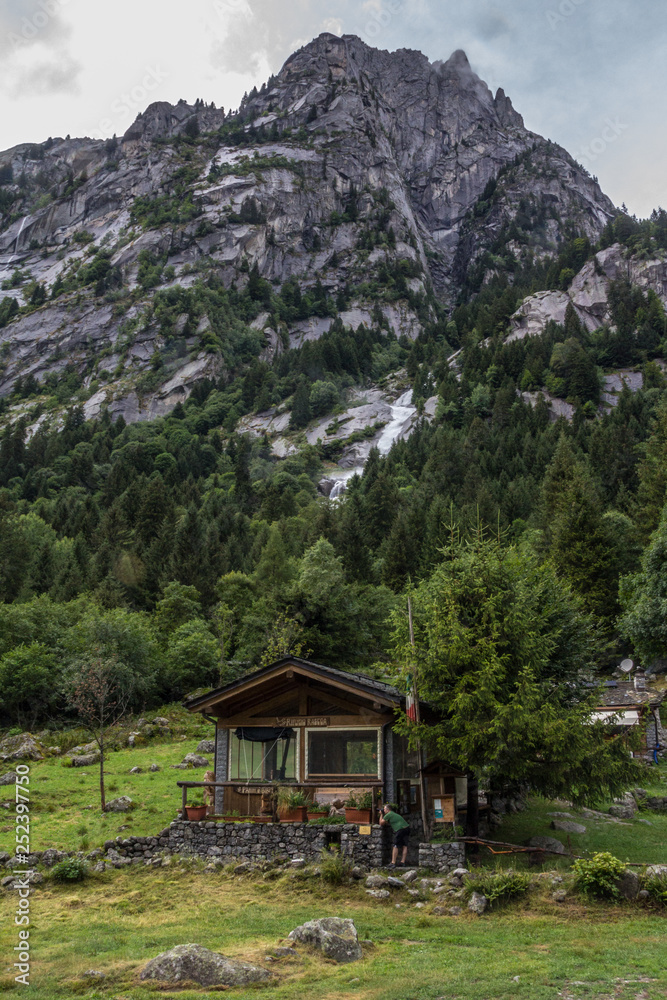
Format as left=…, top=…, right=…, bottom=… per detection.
left=307, top=811, right=330, bottom=821
left=279, top=806, right=308, bottom=823
left=345, top=808, right=372, bottom=824
left=252, top=816, right=273, bottom=824
left=185, top=805, right=207, bottom=822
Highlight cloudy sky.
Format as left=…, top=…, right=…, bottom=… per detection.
left=1, top=0, right=665, bottom=216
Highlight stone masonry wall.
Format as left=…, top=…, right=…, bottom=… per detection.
left=106, top=821, right=394, bottom=868
left=418, top=842, right=466, bottom=873
left=103, top=819, right=465, bottom=873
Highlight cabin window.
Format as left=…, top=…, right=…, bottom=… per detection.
left=306, top=728, right=380, bottom=779
left=229, top=732, right=297, bottom=782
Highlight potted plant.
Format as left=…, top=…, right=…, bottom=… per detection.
left=344, top=791, right=373, bottom=824
left=184, top=798, right=207, bottom=822
left=307, top=803, right=330, bottom=821
left=278, top=788, right=309, bottom=822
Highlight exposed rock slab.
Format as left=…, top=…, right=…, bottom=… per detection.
left=140, top=943, right=270, bottom=987
left=288, top=917, right=363, bottom=963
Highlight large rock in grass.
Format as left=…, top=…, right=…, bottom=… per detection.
left=0, top=772, right=17, bottom=786
left=616, top=870, right=640, bottom=900
left=105, top=797, right=133, bottom=813
left=551, top=820, right=586, bottom=835
left=288, top=917, right=363, bottom=963
left=196, top=740, right=215, bottom=754
left=71, top=753, right=100, bottom=767
left=181, top=754, right=210, bottom=768
left=140, top=944, right=270, bottom=987
left=528, top=836, right=567, bottom=855
left=468, top=892, right=488, bottom=915
left=0, top=735, right=44, bottom=762
left=609, top=793, right=637, bottom=819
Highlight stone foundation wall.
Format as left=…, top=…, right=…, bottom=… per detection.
left=418, top=842, right=466, bottom=873
left=104, top=819, right=465, bottom=873
left=107, top=820, right=395, bottom=868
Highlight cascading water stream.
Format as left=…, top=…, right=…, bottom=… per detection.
left=329, top=389, right=416, bottom=499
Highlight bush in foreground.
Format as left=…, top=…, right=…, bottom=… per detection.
left=464, top=869, right=531, bottom=908
left=51, top=858, right=88, bottom=883
left=572, top=852, right=626, bottom=899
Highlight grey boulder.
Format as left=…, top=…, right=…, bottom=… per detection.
left=196, top=740, right=216, bottom=754
left=105, top=797, right=133, bottom=813
left=71, top=753, right=100, bottom=767
left=468, top=892, right=488, bottom=915
left=181, top=754, right=210, bottom=768
left=550, top=820, right=586, bottom=835
left=528, top=836, right=567, bottom=855
left=0, top=772, right=17, bottom=786
left=609, top=793, right=638, bottom=819
left=141, top=944, right=270, bottom=987
left=615, top=870, right=640, bottom=901
left=288, top=917, right=363, bottom=963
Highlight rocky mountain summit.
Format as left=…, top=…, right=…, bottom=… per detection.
left=0, top=32, right=617, bottom=431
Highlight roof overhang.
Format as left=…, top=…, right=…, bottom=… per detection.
left=184, top=657, right=402, bottom=716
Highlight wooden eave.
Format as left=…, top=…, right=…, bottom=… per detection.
left=185, top=658, right=402, bottom=719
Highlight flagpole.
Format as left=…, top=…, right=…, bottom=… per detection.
left=408, top=596, right=431, bottom=844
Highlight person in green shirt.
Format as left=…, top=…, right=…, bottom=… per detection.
left=380, top=803, right=410, bottom=868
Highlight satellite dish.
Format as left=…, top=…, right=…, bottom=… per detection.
left=620, top=658, right=634, bottom=674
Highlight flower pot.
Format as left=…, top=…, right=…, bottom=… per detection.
left=307, top=810, right=330, bottom=821
left=185, top=805, right=207, bottom=822
left=345, top=808, right=372, bottom=824
left=252, top=816, right=273, bottom=824
left=279, top=806, right=308, bottom=823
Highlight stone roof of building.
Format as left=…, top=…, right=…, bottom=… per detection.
left=595, top=680, right=664, bottom=709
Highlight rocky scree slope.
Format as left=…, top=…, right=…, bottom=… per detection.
left=0, top=33, right=615, bottom=428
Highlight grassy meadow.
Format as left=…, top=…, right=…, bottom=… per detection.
left=1, top=864, right=667, bottom=999
left=2, top=717, right=667, bottom=998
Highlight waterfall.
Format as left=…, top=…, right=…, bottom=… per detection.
left=329, top=388, right=417, bottom=500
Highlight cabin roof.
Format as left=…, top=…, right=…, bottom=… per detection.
left=594, top=680, right=664, bottom=710
left=184, top=656, right=405, bottom=714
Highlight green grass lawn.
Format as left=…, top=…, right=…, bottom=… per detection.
left=0, top=716, right=212, bottom=855
left=487, top=766, right=667, bottom=870
left=1, top=866, right=666, bottom=999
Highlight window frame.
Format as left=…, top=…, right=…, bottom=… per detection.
left=228, top=730, right=300, bottom=783
left=305, top=726, right=383, bottom=780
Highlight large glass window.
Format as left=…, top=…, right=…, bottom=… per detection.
left=230, top=733, right=296, bottom=781
left=307, top=729, right=380, bottom=778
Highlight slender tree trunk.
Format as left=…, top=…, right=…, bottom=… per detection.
left=99, top=735, right=106, bottom=813
left=466, top=773, right=479, bottom=842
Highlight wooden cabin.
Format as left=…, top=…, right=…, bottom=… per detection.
left=185, top=657, right=431, bottom=819
left=593, top=674, right=665, bottom=758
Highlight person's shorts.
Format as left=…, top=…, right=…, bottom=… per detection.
left=394, top=827, right=410, bottom=849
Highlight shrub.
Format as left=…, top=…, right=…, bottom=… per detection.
left=278, top=788, right=309, bottom=810
left=309, top=814, right=345, bottom=826
left=642, top=871, right=667, bottom=906
left=464, top=869, right=531, bottom=908
left=320, top=848, right=352, bottom=885
left=345, top=791, right=373, bottom=810
left=572, top=852, right=626, bottom=899
left=51, top=858, right=88, bottom=883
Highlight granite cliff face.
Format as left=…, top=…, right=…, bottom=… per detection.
left=0, top=33, right=616, bottom=426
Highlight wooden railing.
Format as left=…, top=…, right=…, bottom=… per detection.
left=176, top=779, right=384, bottom=820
